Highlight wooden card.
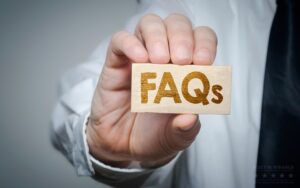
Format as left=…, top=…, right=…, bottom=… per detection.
left=131, top=63, right=232, bottom=114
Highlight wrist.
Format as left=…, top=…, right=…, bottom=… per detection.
left=86, top=120, right=131, bottom=168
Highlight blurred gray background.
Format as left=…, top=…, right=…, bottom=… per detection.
left=0, top=0, right=137, bottom=187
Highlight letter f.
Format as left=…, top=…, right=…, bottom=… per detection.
left=141, top=72, right=156, bottom=103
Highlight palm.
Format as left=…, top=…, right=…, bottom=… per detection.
left=92, top=63, right=175, bottom=162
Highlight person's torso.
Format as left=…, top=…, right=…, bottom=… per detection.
left=172, top=0, right=276, bottom=187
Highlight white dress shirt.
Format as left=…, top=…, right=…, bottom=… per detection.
left=51, top=0, right=276, bottom=187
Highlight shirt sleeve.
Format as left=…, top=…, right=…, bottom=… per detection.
left=50, top=0, right=193, bottom=186
left=50, top=62, right=102, bottom=176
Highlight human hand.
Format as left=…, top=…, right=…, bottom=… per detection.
left=87, top=13, right=217, bottom=168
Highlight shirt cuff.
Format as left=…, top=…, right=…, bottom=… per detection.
left=73, top=110, right=94, bottom=175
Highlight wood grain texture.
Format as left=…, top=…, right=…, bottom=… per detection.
left=131, top=63, right=232, bottom=114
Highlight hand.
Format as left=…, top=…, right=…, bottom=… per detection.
left=86, top=13, right=217, bottom=168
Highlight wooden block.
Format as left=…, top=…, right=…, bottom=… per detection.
left=131, top=63, right=232, bottom=114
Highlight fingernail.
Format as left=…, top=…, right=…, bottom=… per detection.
left=152, top=42, right=167, bottom=56
left=133, top=46, right=147, bottom=61
left=179, top=123, right=195, bottom=131
left=151, top=42, right=169, bottom=63
left=196, top=48, right=211, bottom=63
left=174, top=45, right=192, bottom=63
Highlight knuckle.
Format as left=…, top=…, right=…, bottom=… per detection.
left=144, top=22, right=165, bottom=35
left=166, top=13, right=187, bottom=20
left=111, top=31, right=129, bottom=42
left=122, top=40, right=137, bottom=53
left=165, top=13, right=191, bottom=24
left=195, top=26, right=214, bottom=34
left=112, top=31, right=135, bottom=51
left=138, top=15, right=166, bottom=43
left=140, top=13, right=161, bottom=25
left=122, top=34, right=133, bottom=44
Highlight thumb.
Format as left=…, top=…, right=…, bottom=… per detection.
left=140, top=114, right=200, bottom=169
left=165, top=114, right=201, bottom=152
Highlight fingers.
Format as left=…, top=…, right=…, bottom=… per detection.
left=165, top=14, right=194, bottom=65
left=106, top=31, right=148, bottom=68
left=193, top=26, right=218, bottom=65
left=136, top=14, right=170, bottom=64
left=122, top=13, right=217, bottom=66
left=165, top=114, right=201, bottom=152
